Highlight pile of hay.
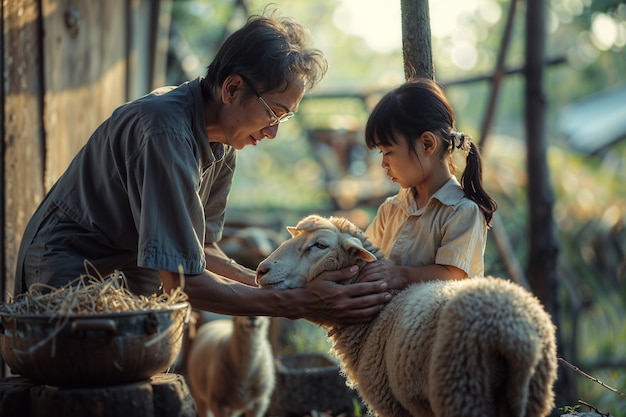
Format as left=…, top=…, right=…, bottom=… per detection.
left=1, top=264, right=188, bottom=316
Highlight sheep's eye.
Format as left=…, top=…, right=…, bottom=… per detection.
left=310, top=241, right=328, bottom=250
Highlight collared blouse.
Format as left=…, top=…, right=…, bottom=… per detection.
left=365, top=177, right=487, bottom=277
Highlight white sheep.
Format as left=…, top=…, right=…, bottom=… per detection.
left=256, top=215, right=558, bottom=417
left=186, top=315, right=275, bottom=417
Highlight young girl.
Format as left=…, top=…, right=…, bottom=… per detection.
left=358, top=78, right=497, bottom=289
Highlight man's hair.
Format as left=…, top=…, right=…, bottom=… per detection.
left=201, top=8, right=328, bottom=99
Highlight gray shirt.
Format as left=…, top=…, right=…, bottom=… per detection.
left=16, top=78, right=236, bottom=293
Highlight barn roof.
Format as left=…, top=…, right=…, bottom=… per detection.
left=558, top=83, right=626, bottom=154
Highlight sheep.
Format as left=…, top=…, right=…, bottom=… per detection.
left=220, top=225, right=285, bottom=269
left=255, top=214, right=558, bottom=417
left=186, top=315, right=275, bottom=417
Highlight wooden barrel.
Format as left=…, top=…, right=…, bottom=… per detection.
left=270, top=353, right=360, bottom=417
left=151, top=373, right=197, bottom=417
left=0, top=376, right=31, bottom=417
left=0, top=373, right=196, bottom=417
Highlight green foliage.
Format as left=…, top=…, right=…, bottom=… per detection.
left=278, top=320, right=332, bottom=356
left=352, top=398, right=364, bottom=417
left=560, top=404, right=581, bottom=413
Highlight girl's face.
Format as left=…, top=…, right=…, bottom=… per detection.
left=377, top=133, right=429, bottom=189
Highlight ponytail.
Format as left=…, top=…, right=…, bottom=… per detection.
left=460, top=141, right=497, bottom=228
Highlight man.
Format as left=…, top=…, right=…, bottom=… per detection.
left=16, top=10, right=389, bottom=325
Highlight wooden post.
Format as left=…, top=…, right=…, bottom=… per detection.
left=400, top=0, right=434, bottom=80
left=2, top=0, right=46, bottom=305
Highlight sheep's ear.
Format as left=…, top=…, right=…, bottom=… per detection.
left=287, top=221, right=319, bottom=237
left=342, top=237, right=377, bottom=263
left=290, top=217, right=324, bottom=236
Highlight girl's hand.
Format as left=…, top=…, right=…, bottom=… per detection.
left=358, top=261, right=468, bottom=290
left=358, top=261, right=407, bottom=290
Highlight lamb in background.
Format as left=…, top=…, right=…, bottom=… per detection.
left=220, top=225, right=285, bottom=269
left=186, top=315, right=275, bottom=417
left=255, top=214, right=558, bottom=417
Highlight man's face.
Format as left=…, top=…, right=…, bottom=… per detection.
left=220, top=76, right=305, bottom=150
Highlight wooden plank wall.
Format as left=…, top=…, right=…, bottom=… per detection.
left=2, top=0, right=172, bottom=302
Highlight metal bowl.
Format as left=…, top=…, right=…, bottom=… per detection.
left=0, top=302, right=190, bottom=386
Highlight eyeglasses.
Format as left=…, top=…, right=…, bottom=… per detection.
left=240, top=75, right=295, bottom=127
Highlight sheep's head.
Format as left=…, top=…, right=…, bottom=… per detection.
left=255, top=215, right=380, bottom=289
left=232, top=315, right=270, bottom=334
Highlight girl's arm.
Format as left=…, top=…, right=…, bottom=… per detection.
left=357, top=261, right=467, bottom=290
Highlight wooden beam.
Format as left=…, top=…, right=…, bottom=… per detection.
left=3, top=0, right=46, bottom=303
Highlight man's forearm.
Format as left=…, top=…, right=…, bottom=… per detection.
left=204, top=242, right=256, bottom=285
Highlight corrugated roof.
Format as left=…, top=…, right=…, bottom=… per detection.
left=558, top=83, right=626, bottom=154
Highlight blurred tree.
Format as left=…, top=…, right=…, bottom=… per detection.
left=526, top=0, right=578, bottom=408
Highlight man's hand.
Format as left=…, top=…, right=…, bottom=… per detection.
left=297, top=266, right=391, bottom=326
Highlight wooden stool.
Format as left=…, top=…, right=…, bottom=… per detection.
left=0, top=373, right=196, bottom=417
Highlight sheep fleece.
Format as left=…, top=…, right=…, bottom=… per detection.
left=330, top=276, right=557, bottom=417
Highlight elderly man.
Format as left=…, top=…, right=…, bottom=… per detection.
left=16, top=10, right=389, bottom=325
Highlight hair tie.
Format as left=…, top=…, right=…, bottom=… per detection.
left=451, top=131, right=465, bottom=149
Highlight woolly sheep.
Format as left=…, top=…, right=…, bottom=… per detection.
left=186, top=315, right=275, bottom=417
left=255, top=214, right=558, bottom=417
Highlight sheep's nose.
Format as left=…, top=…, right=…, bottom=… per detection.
left=255, top=265, right=269, bottom=286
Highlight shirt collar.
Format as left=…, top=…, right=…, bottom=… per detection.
left=189, top=77, right=226, bottom=167
left=430, top=177, right=466, bottom=206
left=396, top=177, right=465, bottom=215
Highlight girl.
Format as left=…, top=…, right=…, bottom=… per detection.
left=358, top=78, right=497, bottom=289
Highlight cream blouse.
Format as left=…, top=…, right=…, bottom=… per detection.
left=364, top=177, right=487, bottom=277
